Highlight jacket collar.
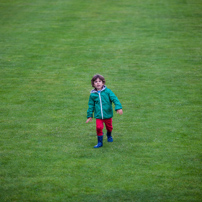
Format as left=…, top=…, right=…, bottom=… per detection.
left=90, top=85, right=106, bottom=93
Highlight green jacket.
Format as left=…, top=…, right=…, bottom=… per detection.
left=87, top=86, right=122, bottom=119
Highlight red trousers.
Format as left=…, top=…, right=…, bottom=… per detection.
left=96, top=118, right=113, bottom=136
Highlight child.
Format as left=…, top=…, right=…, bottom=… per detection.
left=86, top=74, right=123, bottom=148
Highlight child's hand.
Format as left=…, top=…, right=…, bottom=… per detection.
left=117, top=109, right=123, bottom=115
left=86, top=117, right=92, bottom=123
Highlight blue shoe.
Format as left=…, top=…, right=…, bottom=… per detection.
left=94, top=136, right=103, bottom=148
left=107, top=136, right=113, bottom=142
left=107, top=132, right=113, bottom=142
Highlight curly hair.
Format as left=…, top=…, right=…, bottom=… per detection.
left=91, top=74, right=106, bottom=87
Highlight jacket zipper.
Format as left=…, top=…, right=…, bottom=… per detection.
left=98, top=93, right=103, bottom=119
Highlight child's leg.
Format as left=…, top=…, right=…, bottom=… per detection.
left=96, top=119, right=104, bottom=136
left=104, top=118, right=113, bottom=142
left=104, top=118, right=113, bottom=132
left=95, top=119, right=104, bottom=148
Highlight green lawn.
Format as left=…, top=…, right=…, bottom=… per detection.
left=0, top=0, right=202, bottom=201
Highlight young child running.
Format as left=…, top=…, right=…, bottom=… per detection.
left=86, top=74, right=123, bottom=148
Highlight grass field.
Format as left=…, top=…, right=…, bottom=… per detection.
left=0, top=0, right=202, bottom=201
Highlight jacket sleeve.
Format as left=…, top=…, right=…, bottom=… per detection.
left=108, top=89, right=122, bottom=111
left=87, top=94, right=95, bottom=118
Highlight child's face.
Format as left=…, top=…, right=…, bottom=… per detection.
left=94, top=78, right=104, bottom=91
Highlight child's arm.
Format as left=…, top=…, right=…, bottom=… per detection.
left=86, top=95, right=94, bottom=123
left=108, top=89, right=123, bottom=112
